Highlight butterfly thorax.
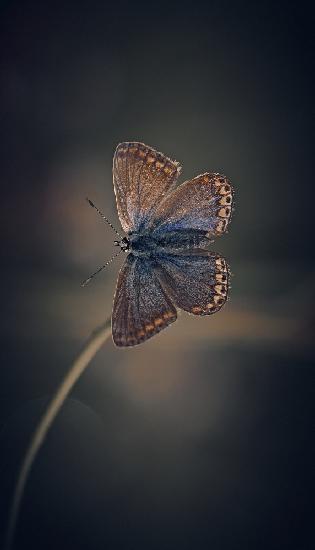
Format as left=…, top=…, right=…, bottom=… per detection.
left=129, top=233, right=157, bottom=256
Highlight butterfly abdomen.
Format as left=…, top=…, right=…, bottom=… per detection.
left=154, top=229, right=210, bottom=250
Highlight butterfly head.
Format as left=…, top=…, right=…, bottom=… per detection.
left=114, top=237, right=130, bottom=252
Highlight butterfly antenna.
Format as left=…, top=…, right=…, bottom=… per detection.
left=86, top=197, right=123, bottom=239
left=81, top=249, right=123, bottom=287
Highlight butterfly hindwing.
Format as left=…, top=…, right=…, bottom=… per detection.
left=151, top=173, right=234, bottom=237
left=112, top=254, right=177, bottom=347
left=113, top=142, right=181, bottom=233
left=154, top=250, right=230, bottom=315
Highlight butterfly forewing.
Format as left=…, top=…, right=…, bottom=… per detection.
left=154, top=250, right=230, bottom=315
left=112, top=254, right=177, bottom=347
left=113, top=142, right=182, bottom=233
left=150, top=173, right=234, bottom=237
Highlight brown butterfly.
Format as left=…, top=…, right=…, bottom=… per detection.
left=83, top=142, right=234, bottom=347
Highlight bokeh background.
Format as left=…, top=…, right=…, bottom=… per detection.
left=0, top=1, right=314, bottom=549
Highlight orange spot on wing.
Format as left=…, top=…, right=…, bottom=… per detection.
left=218, top=207, right=229, bottom=218
left=214, top=295, right=224, bottom=305
left=146, top=154, right=156, bottom=164
left=163, top=165, right=174, bottom=175
left=163, top=311, right=174, bottom=320
left=219, top=196, right=231, bottom=206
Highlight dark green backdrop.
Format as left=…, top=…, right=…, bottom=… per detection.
left=0, top=1, right=314, bottom=549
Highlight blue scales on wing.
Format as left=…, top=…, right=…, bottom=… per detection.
left=150, top=172, right=234, bottom=238
left=153, top=250, right=230, bottom=315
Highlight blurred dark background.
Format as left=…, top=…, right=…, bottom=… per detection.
left=0, top=1, right=314, bottom=549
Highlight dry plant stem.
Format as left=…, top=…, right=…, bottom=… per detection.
left=5, top=317, right=112, bottom=550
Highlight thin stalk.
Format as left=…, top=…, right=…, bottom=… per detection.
left=4, top=316, right=112, bottom=550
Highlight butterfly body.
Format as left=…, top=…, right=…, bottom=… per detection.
left=109, top=141, right=234, bottom=346
left=124, top=228, right=211, bottom=258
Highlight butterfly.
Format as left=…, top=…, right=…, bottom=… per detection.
left=84, top=142, right=234, bottom=347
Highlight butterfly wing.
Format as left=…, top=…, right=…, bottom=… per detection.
left=151, top=173, right=234, bottom=237
left=154, top=250, right=230, bottom=315
left=112, top=254, right=177, bottom=347
left=113, top=142, right=182, bottom=233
